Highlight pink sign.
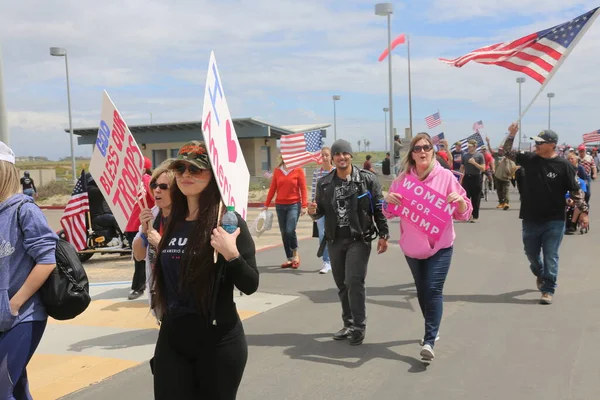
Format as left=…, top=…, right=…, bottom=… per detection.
left=388, top=174, right=456, bottom=241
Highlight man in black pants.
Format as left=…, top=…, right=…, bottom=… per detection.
left=308, top=139, right=389, bottom=346
left=460, top=140, right=486, bottom=222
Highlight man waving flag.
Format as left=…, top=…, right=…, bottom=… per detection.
left=440, top=7, right=599, bottom=84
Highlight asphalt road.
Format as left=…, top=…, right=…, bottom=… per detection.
left=61, top=187, right=600, bottom=400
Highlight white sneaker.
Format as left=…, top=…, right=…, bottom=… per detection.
left=319, top=262, right=331, bottom=274
left=105, top=237, right=122, bottom=248
left=420, top=344, right=435, bottom=361
left=419, top=334, right=440, bottom=346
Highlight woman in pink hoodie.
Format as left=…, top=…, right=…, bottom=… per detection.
left=383, top=133, right=472, bottom=361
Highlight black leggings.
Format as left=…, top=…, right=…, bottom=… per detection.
left=153, top=314, right=248, bottom=400
left=125, top=231, right=146, bottom=292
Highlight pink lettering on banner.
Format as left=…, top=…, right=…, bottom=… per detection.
left=388, top=175, right=456, bottom=241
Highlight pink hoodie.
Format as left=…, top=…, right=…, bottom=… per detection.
left=383, top=162, right=472, bottom=259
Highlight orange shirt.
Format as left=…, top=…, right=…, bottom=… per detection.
left=265, top=167, right=308, bottom=208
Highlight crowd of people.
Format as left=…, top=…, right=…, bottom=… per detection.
left=0, top=119, right=594, bottom=398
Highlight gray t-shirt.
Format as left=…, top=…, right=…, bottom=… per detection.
left=462, top=152, right=484, bottom=176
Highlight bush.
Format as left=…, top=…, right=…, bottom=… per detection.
left=37, top=180, right=73, bottom=200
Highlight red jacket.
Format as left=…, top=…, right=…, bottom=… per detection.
left=265, top=167, right=308, bottom=208
left=125, top=173, right=155, bottom=232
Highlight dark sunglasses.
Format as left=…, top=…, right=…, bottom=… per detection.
left=150, top=182, right=169, bottom=190
left=535, top=141, right=549, bottom=146
left=412, top=145, right=433, bottom=153
left=172, top=162, right=204, bottom=176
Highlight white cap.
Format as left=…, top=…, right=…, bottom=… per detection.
left=0, top=141, right=15, bottom=164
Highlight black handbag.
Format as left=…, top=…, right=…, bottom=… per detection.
left=17, top=200, right=91, bottom=320
left=312, top=221, right=319, bottom=238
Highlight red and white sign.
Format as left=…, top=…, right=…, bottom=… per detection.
left=89, top=91, right=146, bottom=231
left=201, top=52, right=250, bottom=219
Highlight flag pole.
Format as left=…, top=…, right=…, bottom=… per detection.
left=518, top=9, right=599, bottom=123
left=407, top=34, right=413, bottom=138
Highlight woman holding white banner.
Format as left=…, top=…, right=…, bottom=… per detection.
left=151, top=141, right=258, bottom=400
left=383, top=132, right=472, bottom=361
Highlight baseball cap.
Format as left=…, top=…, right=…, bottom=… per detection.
left=144, top=157, right=152, bottom=170
left=171, top=140, right=211, bottom=170
left=577, top=145, right=586, bottom=151
left=480, top=145, right=487, bottom=150
left=530, top=129, right=558, bottom=144
left=468, top=140, right=477, bottom=146
left=0, top=141, right=15, bottom=164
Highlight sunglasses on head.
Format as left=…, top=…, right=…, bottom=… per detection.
left=412, top=144, right=433, bottom=153
left=172, top=162, right=204, bottom=176
left=150, top=182, right=169, bottom=190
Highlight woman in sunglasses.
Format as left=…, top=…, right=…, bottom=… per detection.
left=132, top=159, right=175, bottom=317
left=151, top=141, right=258, bottom=400
left=383, top=133, right=472, bottom=361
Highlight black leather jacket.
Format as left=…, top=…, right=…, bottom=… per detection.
left=312, top=166, right=389, bottom=242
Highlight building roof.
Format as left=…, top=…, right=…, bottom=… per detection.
left=70, top=118, right=330, bottom=138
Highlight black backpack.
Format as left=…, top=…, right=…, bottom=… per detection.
left=17, top=200, right=91, bottom=320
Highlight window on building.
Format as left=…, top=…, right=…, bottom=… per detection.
left=170, top=149, right=179, bottom=158
left=153, top=149, right=167, bottom=167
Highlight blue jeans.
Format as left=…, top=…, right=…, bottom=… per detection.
left=405, top=247, right=453, bottom=347
left=0, top=319, right=47, bottom=400
left=316, top=216, right=330, bottom=263
left=275, top=203, right=300, bottom=260
left=522, top=220, right=565, bottom=295
left=22, top=189, right=35, bottom=198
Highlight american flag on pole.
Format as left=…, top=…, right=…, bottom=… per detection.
left=455, top=132, right=485, bottom=152
left=280, top=130, right=323, bottom=169
left=473, top=120, right=484, bottom=132
left=60, top=170, right=90, bottom=251
left=432, top=132, right=444, bottom=145
left=583, top=129, right=600, bottom=144
left=425, top=112, right=442, bottom=129
left=440, top=7, right=599, bottom=84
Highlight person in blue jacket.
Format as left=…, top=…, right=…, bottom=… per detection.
left=0, top=141, right=58, bottom=399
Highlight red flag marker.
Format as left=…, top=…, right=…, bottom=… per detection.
left=378, top=33, right=406, bottom=62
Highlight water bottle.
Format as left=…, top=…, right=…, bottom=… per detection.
left=221, top=206, right=238, bottom=234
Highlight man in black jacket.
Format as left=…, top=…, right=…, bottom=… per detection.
left=308, top=139, right=389, bottom=346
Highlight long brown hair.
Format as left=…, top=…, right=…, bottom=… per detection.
left=152, top=165, right=222, bottom=316
left=400, top=132, right=436, bottom=178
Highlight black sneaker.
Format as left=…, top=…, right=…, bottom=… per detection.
left=333, top=327, right=352, bottom=340
left=349, top=329, right=365, bottom=346
left=128, top=290, right=144, bottom=300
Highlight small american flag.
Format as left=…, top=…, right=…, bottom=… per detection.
left=280, top=130, right=323, bottom=169
left=425, top=112, right=442, bottom=129
left=473, top=120, right=484, bottom=132
left=455, top=132, right=485, bottom=152
left=583, top=129, right=600, bottom=144
left=60, top=170, right=90, bottom=251
left=432, top=132, right=444, bottom=145
left=440, top=7, right=599, bottom=84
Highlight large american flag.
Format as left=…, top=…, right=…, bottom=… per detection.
left=440, top=7, right=599, bottom=84
left=583, top=129, right=600, bottom=144
left=280, top=130, right=323, bottom=169
left=60, top=170, right=90, bottom=251
left=454, top=132, right=485, bottom=152
left=425, top=112, right=442, bottom=129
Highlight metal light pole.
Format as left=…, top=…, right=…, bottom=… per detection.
left=50, top=47, right=77, bottom=184
left=375, top=3, right=394, bottom=158
left=332, top=95, right=340, bottom=141
left=516, top=77, right=526, bottom=151
left=547, top=92, right=555, bottom=130
left=0, top=44, right=9, bottom=145
left=383, top=107, right=389, bottom=151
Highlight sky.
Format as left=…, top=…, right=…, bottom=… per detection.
left=0, top=0, right=599, bottom=160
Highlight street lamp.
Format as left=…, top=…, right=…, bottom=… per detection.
left=332, top=95, right=340, bottom=141
left=547, top=92, right=555, bottom=130
left=375, top=3, right=394, bottom=158
left=383, top=108, right=389, bottom=151
left=50, top=47, right=77, bottom=184
left=516, top=77, right=526, bottom=150
left=0, top=44, right=8, bottom=145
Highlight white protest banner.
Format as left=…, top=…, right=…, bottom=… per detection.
left=89, top=91, right=146, bottom=231
left=201, top=51, right=250, bottom=219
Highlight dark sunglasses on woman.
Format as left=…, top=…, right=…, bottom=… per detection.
left=172, top=162, right=204, bottom=176
left=150, top=182, right=169, bottom=190
left=412, top=145, right=433, bottom=153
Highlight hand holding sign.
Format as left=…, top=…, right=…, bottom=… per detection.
left=447, top=192, right=465, bottom=205
left=385, top=192, right=403, bottom=206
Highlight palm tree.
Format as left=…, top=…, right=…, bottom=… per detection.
left=365, top=140, right=371, bottom=152
left=357, top=140, right=361, bottom=152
